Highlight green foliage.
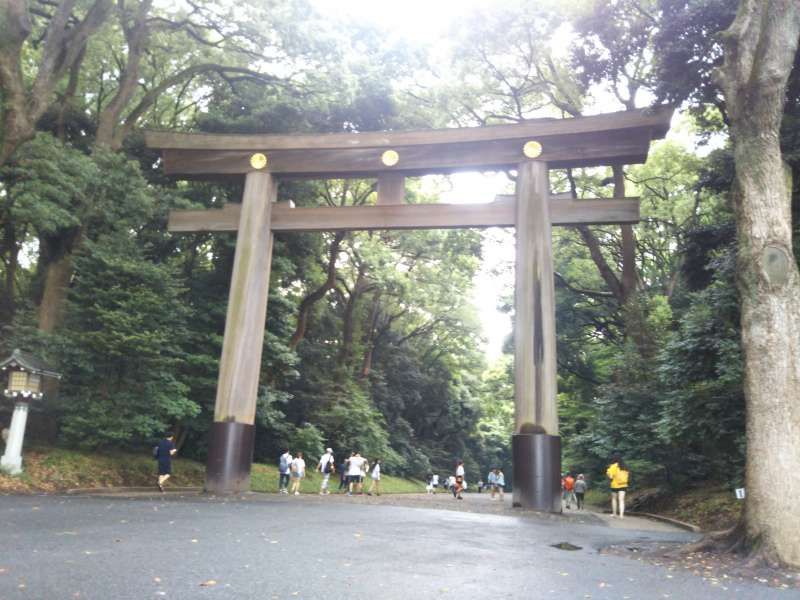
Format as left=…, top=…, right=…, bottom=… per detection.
left=56, top=233, right=199, bottom=446
left=657, top=237, right=744, bottom=484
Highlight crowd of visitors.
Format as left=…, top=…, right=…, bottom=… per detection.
left=276, top=448, right=383, bottom=497
left=151, top=434, right=628, bottom=517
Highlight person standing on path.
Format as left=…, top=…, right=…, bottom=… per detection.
left=487, top=469, right=497, bottom=499
left=278, top=448, right=292, bottom=494
left=317, top=448, right=335, bottom=495
left=155, top=433, right=177, bottom=492
left=563, top=473, right=576, bottom=509
left=347, top=452, right=367, bottom=495
left=606, top=453, right=630, bottom=518
left=574, top=474, right=587, bottom=510
left=290, top=451, right=306, bottom=495
left=367, top=459, right=381, bottom=496
left=454, top=460, right=465, bottom=500
left=494, top=468, right=505, bottom=501
left=431, top=473, right=439, bottom=494
left=338, top=455, right=350, bottom=492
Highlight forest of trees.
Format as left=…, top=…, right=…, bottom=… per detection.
left=0, top=0, right=797, bottom=504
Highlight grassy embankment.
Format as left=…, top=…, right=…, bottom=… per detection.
left=0, top=445, right=424, bottom=495
left=585, top=485, right=742, bottom=531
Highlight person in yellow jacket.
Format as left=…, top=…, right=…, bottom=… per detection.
left=606, top=453, right=630, bottom=518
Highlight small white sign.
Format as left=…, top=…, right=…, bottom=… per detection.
left=735, top=487, right=746, bottom=500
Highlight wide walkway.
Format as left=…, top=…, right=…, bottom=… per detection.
left=1, top=493, right=795, bottom=599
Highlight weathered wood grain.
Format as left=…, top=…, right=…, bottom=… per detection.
left=515, top=161, right=558, bottom=436
left=145, top=106, right=672, bottom=150
left=376, top=173, right=405, bottom=205
left=167, top=197, right=640, bottom=233
left=159, top=128, right=654, bottom=177
left=214, top=171, right=276, bottom=424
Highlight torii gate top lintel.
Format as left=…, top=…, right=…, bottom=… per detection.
left=144, top=106, right=673, bottom=179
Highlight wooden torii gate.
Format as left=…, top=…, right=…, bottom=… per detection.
left=145, top=106, right=671, bottom=511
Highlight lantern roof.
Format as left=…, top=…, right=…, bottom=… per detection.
left=0, top=349, right=61, bottom=379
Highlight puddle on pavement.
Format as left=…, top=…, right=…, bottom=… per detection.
left=551, top=542, right=582, bottom=551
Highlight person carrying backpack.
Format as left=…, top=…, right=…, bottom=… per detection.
left=317, top=448, right=335, bottom=495
left=606, top=453, right=630, bottom=518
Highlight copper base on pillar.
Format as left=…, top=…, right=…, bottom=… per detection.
left=512, top=433, right=561, bottom=512
left=205, top=421, right=255, bottom=494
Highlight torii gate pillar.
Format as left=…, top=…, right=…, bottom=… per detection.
left=512, top=161, right=561, bottom=511
left=206, top=171, right=276, bottom=493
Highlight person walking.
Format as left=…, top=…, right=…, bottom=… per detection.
left=155, top=433, right=177, bottom=492
left=431, top=473, right=439, bottom=494
left=338, top=454, right=351, bottom=492
left=278, top=448, right=292, bottom=494
left=606, top=453, right=630, bottom=518
left=574, top=474, right=587, bottom=510
left=563, top=473, right=576, bottom=509
left=367, top=459, right=381, bottom=496
left=317, top=448, right=335, bottom=495
left=347, top=452, right=367, bottom=496
left=289, top=451, right=306, bottom=495
left=494, top=468, right=505, bottom=501
left=487, top=469, right=497, bottom=498
left=454, top=460, right=465, bottom=500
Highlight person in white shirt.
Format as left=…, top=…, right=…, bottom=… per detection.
left=278, top=449, right=292, bottom=494
left=317, top=448, right=335, bottom=495
left=454, top=460, right=465, bottom=500
left=494, top=469, right=505, bottom=500
left=367, top=459, right=381, bottom=496
left=347, top=452, right=368, bottom=496
left=290, top=451, right=306, bottom=495
left=431, top=473, right=439, bottom=494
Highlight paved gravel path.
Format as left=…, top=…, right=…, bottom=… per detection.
left=1, top=492, right=795, bottom=599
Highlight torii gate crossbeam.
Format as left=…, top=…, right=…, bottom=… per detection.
left=145, top=106, right=672, bottom=512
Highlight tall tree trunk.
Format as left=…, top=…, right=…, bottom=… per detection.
left=359, top=290, right=382, bottom=378
left=37, top=232, right=79, bottom=333
left=718, top=0, right=800, bottom=568
left=337, top=266, right=366, bottom=366
left=0, top=220, right=18, bottom=325
left=95, top=0, right=153, bottom=149
left=288, top=232, right=345, bottom=351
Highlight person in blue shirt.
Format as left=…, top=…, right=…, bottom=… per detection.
left=156, top=433, right=177, bottom=492
left=494, top=468, right=505, bottom=501
left=487, top=469, right=498, bottom=498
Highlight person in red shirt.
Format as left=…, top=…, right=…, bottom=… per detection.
left=563, top=473, right=576, bottom=509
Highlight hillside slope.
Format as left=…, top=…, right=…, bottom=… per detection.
left=0, top=446, right=424, bottom=495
